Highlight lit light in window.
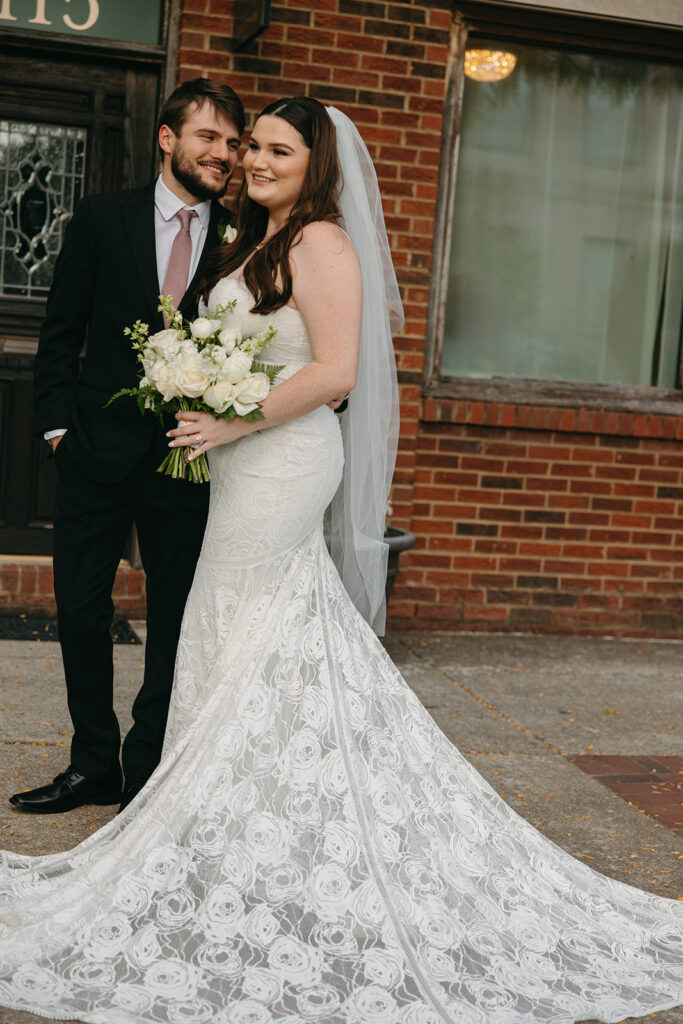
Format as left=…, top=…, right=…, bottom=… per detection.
left=465, top=49, right=517, bottom=82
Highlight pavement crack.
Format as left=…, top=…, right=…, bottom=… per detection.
left=396, top=637, right=564, bottom=757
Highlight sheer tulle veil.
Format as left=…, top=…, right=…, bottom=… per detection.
left=325, top=106, right=403, bottom=635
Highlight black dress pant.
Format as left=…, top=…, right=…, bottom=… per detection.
left=52, top=439, right=208, bottom=781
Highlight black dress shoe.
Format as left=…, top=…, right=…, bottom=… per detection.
left=9, top=764, right=122, bottom=814
left=119, top=775, right=149, bottom=813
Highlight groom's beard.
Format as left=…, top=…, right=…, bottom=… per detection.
left=170, top=149, right=232, bottom=202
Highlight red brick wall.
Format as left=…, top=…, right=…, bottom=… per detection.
left=390, top=402, right=683, bottom=635
left=0, top=561, right=146, bottom=618
left=176, top=0, right=683, bottom=637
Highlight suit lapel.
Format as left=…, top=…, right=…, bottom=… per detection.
left=178, top=200, right=223, bottom=319
left=122, top=183, right=164, bottom=330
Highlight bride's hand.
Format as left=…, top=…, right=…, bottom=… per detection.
left=166, top=410, right=249, bottom=461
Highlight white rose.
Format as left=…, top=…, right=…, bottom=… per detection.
left=204, top=378, right=237, bottom=414
left=221, top=841, right=255, bottom=891
left=225, top=1001, right=273, bottom=1024
left=284, top=790, right=322, bottom=829
left=189, top=817, right=228, bottom=858
left=167, top=1001, right=214, bottom=1024
left=282, top=727, right=321, bottom=790
left=83, top=912, right=133, bottom=960
left=323, top=821, right=359, bottom=869
left=147, top=361, right=182, bottom=402
left=243, top=905, right=281, bottom=948
left=371, top=772, right=411, bottom=824
left=156, top=886, right=197, bottom=929
left=263, top=859, right=306, bottom=905
left=143, top=960, right=200, bottom=1001
left=174, top=350, right=211, bottom=398
left=189, top=317, right=220, bottom=339
left=194, top=943, right=242, bottom=977
left=310, top=921, right=358, bottom=958
left=364, top=949, right=402, bottom=988
left=418, top=897, right=461, bottom=949
left=66, top=959, right=117, bottom=989
left=245, top=813, right=292, bottom=866
left=238, top=679, right=275, bottom=736
left=113, top=984, right=154, bottom=1015
left=112, top=876, right=152, bottom=916
left=223, top=224, right=237, bottom=243
left=353, top=880, right=387, bottom=929
left=148, top=327, right=182, bottom=355
left=142, top=846, right=194, bottom=892
left=127, top=923, right=163, bottom=969
left=220, top=348, right=253, bottom=384
left=305, top=864, right=351, bottom=922
left=373, top=821, right=401, bottom=863
left=345, top=985, right=398, bottom=1023
left=198, top=883, right=245, bottom=942
left=301, top=687, right=330, bottom=733
left=12, top=964, right=67, bottom=1004
left=296, top=984, right=342, bottom=1018
left=242, top=967, right=282, bottom=1003
left=267, top=936, right=323, bottom=987
left=319, top=749, right=348, bottom=798
left=218, top=326, right=241, bottom=353
left=406, top=858, right=445, bottom=899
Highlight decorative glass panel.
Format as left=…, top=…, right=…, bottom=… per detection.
left=443, top=44, right=683, bottom=388
left=0, top=120, right=86, bottom=300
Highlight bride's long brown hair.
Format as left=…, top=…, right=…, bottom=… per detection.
left=200, top=97, right=341, bottom=314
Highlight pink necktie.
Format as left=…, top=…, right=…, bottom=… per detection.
left=162, top=208, right=197, bottom=326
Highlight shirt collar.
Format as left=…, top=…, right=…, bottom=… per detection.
left=155, top=175, right=211, bottom=230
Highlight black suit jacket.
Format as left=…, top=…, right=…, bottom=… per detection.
left=33, top=182, right=222, bottom=490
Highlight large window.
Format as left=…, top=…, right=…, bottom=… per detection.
left=429, top=14, right=683, bottom=400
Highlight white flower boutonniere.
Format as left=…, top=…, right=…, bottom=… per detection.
left=218, top=219, right=237, bottom=245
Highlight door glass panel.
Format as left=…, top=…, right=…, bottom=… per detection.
left=0, top=120, right=86, bottom=299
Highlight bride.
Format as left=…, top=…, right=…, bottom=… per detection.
left=0, top=98, right=681, bottom=1024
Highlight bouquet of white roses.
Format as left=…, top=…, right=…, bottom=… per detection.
left=108, top=295, right=281, bottom=483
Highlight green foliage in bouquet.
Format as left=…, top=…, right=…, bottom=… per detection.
left=107, top=295, right=282, bottom=483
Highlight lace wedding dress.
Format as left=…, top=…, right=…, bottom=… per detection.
left=0, top=278, right=681, bottom=1024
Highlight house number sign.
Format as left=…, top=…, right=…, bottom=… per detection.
left=0, top=0, right=162, bottom=44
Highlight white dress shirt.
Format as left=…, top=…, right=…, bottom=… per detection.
left=45, top=177, right=211, bottom=441
left=154, top=174, right=211, bottom=291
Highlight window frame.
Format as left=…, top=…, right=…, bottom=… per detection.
left=424, top=2, right=683, bottom=414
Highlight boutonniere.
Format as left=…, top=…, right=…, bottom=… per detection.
left=217, top=217, right=237, bottom=245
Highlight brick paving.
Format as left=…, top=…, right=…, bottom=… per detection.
left=569, top=755, right=683, bottom=838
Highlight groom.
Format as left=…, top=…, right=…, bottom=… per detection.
left=10, top=78, right=245, bottom=816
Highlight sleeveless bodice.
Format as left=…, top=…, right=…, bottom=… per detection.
left=201, top=276, right=312, bottom=381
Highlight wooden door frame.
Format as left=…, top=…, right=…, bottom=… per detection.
left=0, top=0, right=181, bottom=556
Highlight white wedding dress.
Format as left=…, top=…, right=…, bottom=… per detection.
left=0, top=277, right=681, bottom=1024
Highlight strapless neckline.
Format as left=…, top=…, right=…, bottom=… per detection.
left=214, top=276, right=304, bottom=320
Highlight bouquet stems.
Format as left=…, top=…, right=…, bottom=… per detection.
left=157, top=447, right=211, bottom=483
left=156, top=398, right=211, bottom=483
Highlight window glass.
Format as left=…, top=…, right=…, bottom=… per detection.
left=0, top=120, right=86, bottom=300
left=442, top=43, right=683, bottom=387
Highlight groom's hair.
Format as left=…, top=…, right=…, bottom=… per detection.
left=157, top=78, right=246, bottom=157
left=201, top=96, right=341, bottom=314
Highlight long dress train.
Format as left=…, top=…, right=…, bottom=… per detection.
left=0, top=277, right=681, bottom=1024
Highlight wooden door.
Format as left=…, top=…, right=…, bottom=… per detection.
left=0, top=51, right=159, bottom=554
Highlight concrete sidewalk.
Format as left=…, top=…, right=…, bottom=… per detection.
left=0, top=626, right=681, bottom=1024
